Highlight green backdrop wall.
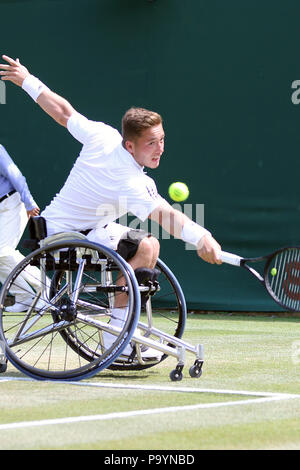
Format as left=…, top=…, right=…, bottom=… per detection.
left=1, top=0, right=300, bottom=311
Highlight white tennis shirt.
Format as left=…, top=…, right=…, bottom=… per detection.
left=42, top=112, right=163, bottom=237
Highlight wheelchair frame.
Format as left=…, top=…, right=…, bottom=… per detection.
left=0, top=218, right=204, bottom=382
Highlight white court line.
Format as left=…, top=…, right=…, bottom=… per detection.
left=0, top=395, right=297, bottom=431
left=1, top=376, right=298, bottom=398
left=0, top=376, right=299, bottom=431
left=66, top=381, right=300, bottom=398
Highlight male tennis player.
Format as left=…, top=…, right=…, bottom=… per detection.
left=0, top=55, right=222, bottom=357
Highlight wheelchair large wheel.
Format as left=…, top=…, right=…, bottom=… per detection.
left=0, top=240, right=140, bottom=381
left=109, top=257, right=187, bottom=371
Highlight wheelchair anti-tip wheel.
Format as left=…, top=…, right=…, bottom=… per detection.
left=0, top=239, right=141, bottom=381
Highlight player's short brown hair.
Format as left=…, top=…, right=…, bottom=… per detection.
left=122, top=107, right=163, bottom=144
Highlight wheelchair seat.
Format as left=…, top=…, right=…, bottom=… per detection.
left=23, top=216, right=89, bottom=252
left=23, top=216, right=47, bottom=250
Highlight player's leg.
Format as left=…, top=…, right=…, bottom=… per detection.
left=87, top=224, right=161, bottom=358
left=114, top=233, right=160, bottom=308
left=112, top=230, right=162, bottom=358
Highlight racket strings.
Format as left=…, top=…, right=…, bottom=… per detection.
left=270, top=248, right=300, bottom=311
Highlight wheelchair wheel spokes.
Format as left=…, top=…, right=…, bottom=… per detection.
left=134, top=258, right=186, bottom=344
left=0, top=240, right=140, bottom=380
left=110, top=257, right=187, bottom=371
left=147, top=258, right=186, bottom=338
left=50, top=263, right=130, bottom=362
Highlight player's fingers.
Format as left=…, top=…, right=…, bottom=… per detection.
left=2, top=54, right=18, bottom=66
left=0, top=64, right=11, bottom=70
left=207, top=250, right=223, bottom=265
left=0, top=71, right=15, bottom=77
left=0, top=74, right=17, bottom=82
left=211, top=255, right=222, bottom=265
left=214, top=249, right=222, bottom=264
left=212, top=244, right=222, bottom=265
left=201, top=252, right=215, bottom=264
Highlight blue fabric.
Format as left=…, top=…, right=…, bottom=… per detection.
left=0, top=145, right=36, bottom=210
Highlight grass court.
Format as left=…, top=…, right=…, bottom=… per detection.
left=0, top=312, right=300, bottom=450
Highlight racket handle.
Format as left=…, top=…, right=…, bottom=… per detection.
left=219, top=251, right=243, bottom=267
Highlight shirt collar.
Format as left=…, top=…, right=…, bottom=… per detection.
left=120, top=144, right=145, bottom=172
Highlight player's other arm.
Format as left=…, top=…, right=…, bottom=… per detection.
left=149, top=200, right=222, bottom=264
left=0, top=55, right=74, bottom=127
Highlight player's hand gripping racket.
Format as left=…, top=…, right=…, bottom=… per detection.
left=219, top=246, right=300, bottom=312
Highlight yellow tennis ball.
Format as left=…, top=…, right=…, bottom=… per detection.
left=271, top=267, right=277, bottom=276
left=168, top=182, right=189, bottom=202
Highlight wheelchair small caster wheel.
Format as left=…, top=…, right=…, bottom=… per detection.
left=170, top=367, right=183, bottom=382
left=0, top=362, right=7, bottom=374
left=189, top=364, right=202, bottom=378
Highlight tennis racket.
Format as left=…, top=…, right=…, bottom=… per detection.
left=219, top=246, right=300, bottom=312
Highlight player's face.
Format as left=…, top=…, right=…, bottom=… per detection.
left=126, top=124, right=165, bottom=169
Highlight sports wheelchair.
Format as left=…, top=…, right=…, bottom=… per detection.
left=0, top=217, right=204, bottom=382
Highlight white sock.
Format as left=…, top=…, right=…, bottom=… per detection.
left=103, top=307, right=132, bottom=354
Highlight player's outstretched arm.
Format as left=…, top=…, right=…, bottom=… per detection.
left=0, top=55, right=74, bottom=127
left=150, top=201, right=222, bottom=264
